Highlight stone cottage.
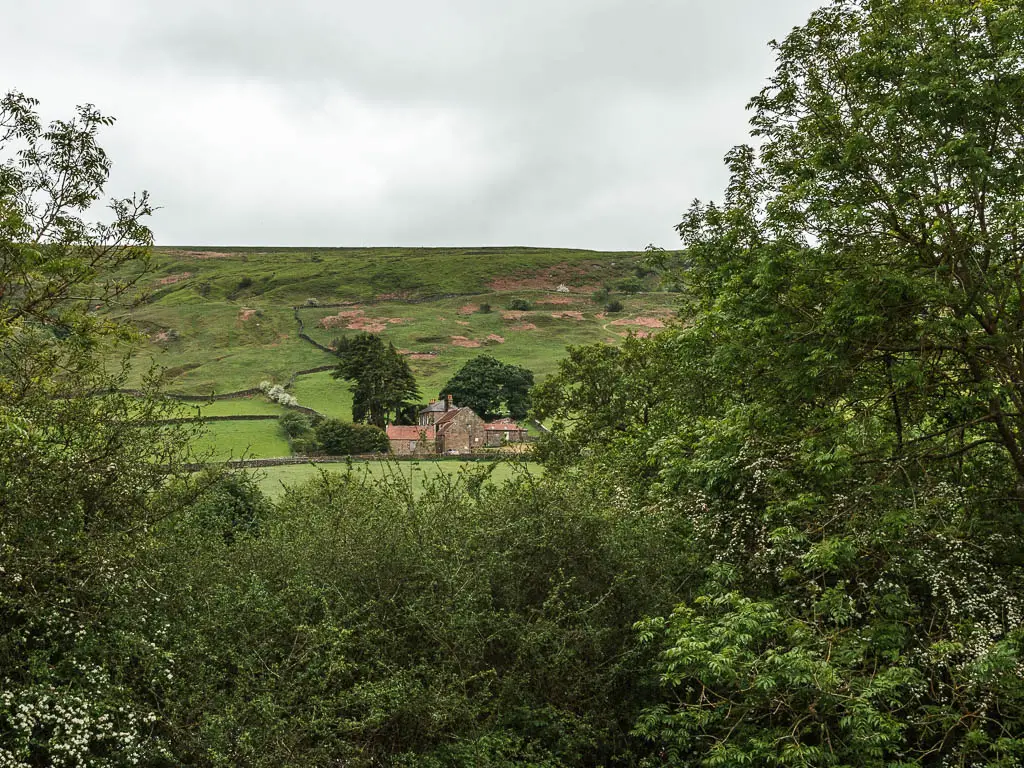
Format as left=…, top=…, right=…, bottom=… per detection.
left=385, top=424, right=436, bottom=456
left=483, top=419, right=528, bottom=447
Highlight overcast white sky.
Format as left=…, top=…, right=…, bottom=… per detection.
left=3, top=0, right=822, bottom=249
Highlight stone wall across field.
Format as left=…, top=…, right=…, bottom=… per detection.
left=181, top=452, right=530, bottom=471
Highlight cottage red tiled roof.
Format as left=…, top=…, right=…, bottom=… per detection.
left=484, top=421, right=525, bottom=431
left=386, top=425, right=435, bottom=440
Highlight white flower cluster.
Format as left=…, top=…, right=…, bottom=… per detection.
left=0, top=683, right=154, bottom=767
left=258, top=381, right=298, bottom=407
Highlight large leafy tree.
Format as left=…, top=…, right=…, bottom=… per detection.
left=1, top=91, right=195, bottom=764
left=332, top=332, right=419, bottom=427
left=440, top=354, right=534, bottom=420
left=623, top=1, right=1024, bottom=764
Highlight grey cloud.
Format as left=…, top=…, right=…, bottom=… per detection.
left=2, top=0, right=823, bottom=248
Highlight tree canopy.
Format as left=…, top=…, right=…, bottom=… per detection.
left=331, top=332, right=419, bottom=427
left=440, top=354, right=534, bottom=421
left=537, top=1, right=1024, bottom=762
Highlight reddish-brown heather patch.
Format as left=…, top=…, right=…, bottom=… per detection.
left=458, top=304, right=476, bottom=315
left=407, top=353, right=438, bottom=360
left=536, top=296, right=575, bottom=306
left=487, top=263, right=593, bottom=291
left=166, top=249, right=234, bottom=259
left=346, top=318, right=389, bottom=332
left=377, top=290, right=413, bottom=300
left=486, top=334, right=506, bottom=343
left=157, top=272, right=192, bottom=285
left=609, top=316, right=666, bottom=328
left=451, top=336, right=482, bottom=348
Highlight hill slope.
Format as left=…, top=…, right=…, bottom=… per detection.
left=115, top=246, right=678, bottom=455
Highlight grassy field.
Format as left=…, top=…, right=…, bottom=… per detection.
left=193, top=420, right=291, bottom=460
left=253, top=459, right=542, bottom=499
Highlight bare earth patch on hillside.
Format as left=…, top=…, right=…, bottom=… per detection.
left=610, top=316, right=666, bottom=328
left=537, top=297, right=575, bottom=306
left=511, top=323, right=538, bottom=331
left=487, top=334, right=505, bottom=344
left=551, top=311, right=584, bottom=320
left=318, top=309, right=402, bottom=333
left=451, top=336, right=482, bottom=348
left=458, top=304, right=476, bottom=315
left=319, top=310, right=363, bottom=329
left=406, top=353, right=438, bottom=360
left=456, top=320, right=470, bottom=326
left=238, top=308, right=258, bottom=322
left=158, top=272, right=193, bottom=285
left=502, top=310, right=530, bottom=320
left=488, top=263, right=597, bottom=292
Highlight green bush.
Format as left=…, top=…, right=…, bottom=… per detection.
left=604, top=299, right=623, bottom=313
left=315, top=418, right=389, bottom=455
left=280, top=411, right=313, bottom=439
left=507, top=298, right=532, bottom=311
left=148, top=472, right=691, bottom=765
left=478, top=302, right=492, bottom=314
left=616, top=277, right=643, bottom=294
left=590, top=287, right=609, bottom=304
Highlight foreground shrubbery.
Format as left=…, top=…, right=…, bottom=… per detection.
left=145, top=468, right=693, bottom=765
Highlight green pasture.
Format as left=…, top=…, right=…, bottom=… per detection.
left=289, top=371, right=353, bottom=419
left=192, top=419, right=290, bottom=461
left=253, top=459, right=542, bottom=499
left=190, top=397, right=289, bottom=417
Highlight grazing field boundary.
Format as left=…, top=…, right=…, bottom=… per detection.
left=184, top=453, right=525, bottom=471
left=149, top=414, right=280, bottom=424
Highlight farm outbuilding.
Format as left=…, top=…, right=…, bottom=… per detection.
left=386, top=424, right=436, bottom=456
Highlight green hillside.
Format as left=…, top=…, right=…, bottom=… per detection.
left=119, top=247, right=678, bottom=437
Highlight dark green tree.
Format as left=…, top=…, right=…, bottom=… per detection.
left=619, top=1, right=1024, bottom=763
left=331, top=332, right=419, bottom=427
left=440, top=354, right=534, bottom=420
left=0, top=90, right=197, bottom=764
left=314, top=418, right=389, bottom=455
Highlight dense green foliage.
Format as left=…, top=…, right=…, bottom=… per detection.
left=332, top=332, right=420, bottom=428
left=0, top=91, right=197, bottom=765
left=8, top=0, right=1024, bottom=764
left=440, top=355, right=535, bottom=421
left=540, top=1, right=1024, bottom=763
left=315, top=418, right=390, bottom=455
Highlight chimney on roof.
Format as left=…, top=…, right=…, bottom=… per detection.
left=446, top=394, right=453, bottom=411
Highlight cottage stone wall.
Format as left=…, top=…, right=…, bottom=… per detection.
left=389, top=428, right=436, bottom=457
left=437, top=409, right=486, bottom=453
